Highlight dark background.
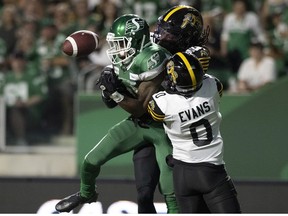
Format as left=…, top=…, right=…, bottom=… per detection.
left=1, top=177, right=288, bottom=213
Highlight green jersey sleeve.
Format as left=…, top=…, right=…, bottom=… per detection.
left=129, top=44, right=171, bottom=82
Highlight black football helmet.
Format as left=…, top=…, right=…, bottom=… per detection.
left=166, top=52, right=204, bottom=94
left=185, top=46, right=210, bottom=73
left=153, top=5, right=209, bottom=54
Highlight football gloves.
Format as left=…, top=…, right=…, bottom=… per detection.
left=97, top=66, right=137, bottom=103
left=97, top=66, right=124, bottom=95
left=101, top=90, right=118, bottom=108
left=55, top=191, right=98, bottom=213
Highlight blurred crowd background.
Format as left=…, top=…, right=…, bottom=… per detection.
left=0, top=0, right=287, bottom=147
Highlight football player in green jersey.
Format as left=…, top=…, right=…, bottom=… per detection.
left=56, top=5, right=210, bottom=213
left=102, top=9, right=210, bottom=213
left=55, top=14, right=178, bottom=213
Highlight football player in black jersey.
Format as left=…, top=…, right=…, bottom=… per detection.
left=133, top=5, right=212, bottom=213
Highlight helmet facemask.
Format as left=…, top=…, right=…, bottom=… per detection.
left=106, top=14, right=151, bottom=65
left=153, top=5, right=208, bottom=53
left=153, top=21, right=179, bottom=53
left=106, top=32, right=136, bottom=65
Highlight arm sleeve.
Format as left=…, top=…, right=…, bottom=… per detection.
left=147, top=97, right=165, bottom=122
left=214, top=77, right=224, bottom=97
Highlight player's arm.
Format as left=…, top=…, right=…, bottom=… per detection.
left=120, top=50, right=169, bottom=117
left=147, top=96, right=165, bottom=122
left=117, top=72, right=164, bottom=117
left=215, top=77, right=223, bottom=97
left=98, top=66, right=164, bottom=117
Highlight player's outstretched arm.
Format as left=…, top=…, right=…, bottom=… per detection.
left=99, top=66, right=165, bottom=117
left=117, top=72, right=164, bottom=117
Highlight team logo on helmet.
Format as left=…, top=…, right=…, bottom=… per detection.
left=181, top=13, right=202, bottom=29
left=167, top=60, right=177, bottom=83
left=200, top=49, right=209, bottom=57
left=125, top=18, right=145, bottom=35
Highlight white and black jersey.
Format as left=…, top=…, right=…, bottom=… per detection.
left=148, top=74, right=241, bottom=213
left=148, top=74, right=224, bottom=165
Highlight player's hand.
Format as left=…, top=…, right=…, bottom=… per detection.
left=166, top=154, right=174, bottom=168
left=101, top=90, right=118, bottom=108
left=97, top=66, right=122, bottom=95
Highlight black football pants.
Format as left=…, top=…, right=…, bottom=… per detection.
left=173, top=159, right=241, bottom=213
left=133, top=144, right=160, bottom=213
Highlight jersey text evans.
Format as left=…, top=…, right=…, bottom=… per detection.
left=150, top=75, right=224, bottom=165
left=178, top=101, right=211, bottom=123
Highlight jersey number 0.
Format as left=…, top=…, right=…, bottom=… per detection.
left=189, top=118, right=213, bottom=147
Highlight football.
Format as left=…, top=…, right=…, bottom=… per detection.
left=62, top=30, right=99, bottom=57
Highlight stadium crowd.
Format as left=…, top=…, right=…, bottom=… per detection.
left=0, top=0, right=287, bottom=146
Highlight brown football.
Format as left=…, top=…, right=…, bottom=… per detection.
left=62, top=30, right=99, bottom=57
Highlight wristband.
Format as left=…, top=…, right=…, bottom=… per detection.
left=110, top=91, right=124, bottom=103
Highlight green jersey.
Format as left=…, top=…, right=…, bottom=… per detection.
left=2, top=70, right=47, bottom=107
left=1, top=68, right=47, bottom=122
left=80, top=43, right=178, bottom=213
left=79, top=14, right=179, bottom=213
left=114, top=42, right=171, bottom=97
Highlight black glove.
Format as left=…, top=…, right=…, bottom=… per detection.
left=97, top=66, right=123, bottom=95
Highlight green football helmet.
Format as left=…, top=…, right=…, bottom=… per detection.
left=106, top=14, right=151, bottom=65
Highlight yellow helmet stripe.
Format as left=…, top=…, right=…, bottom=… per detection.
left=164, top=5, right=190, bottom=22
left=176, top=52, right=197, bottom=90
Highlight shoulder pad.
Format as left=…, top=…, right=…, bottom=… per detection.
left=130, top=44, right=171, bottom=81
